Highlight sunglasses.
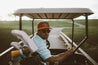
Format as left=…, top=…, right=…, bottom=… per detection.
left=39, top=29, right=51, bottom=33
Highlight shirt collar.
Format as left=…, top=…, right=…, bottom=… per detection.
left=36, top=34, right=46, bottom=41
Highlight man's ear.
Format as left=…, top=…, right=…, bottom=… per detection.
left=37, top=30, right=39, bottom=33
left=37, top=30, right=40, bottom=35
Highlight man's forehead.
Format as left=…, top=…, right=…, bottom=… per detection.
left=40, top=29, right=50, bottom=30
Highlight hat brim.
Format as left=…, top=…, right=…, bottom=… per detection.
left=38, top=27, right=51, bottom=30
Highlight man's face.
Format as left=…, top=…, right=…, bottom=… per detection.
left=38, top=29, right=50, bottom=40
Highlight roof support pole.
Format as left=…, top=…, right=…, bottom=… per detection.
left=72, top=19, right=74, bottom=47
left=32, top=19, right=34, bottom=36
left=85, top=13, right=88, bottom=38
left=73, top=13, right=88, bottom=52
left=19, top=14, right=23, bottom=30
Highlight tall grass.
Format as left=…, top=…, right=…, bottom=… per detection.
left=62, top=19, right=98, bottom=62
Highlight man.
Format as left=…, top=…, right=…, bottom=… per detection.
left=32, top=22, right=73, bottom=63
left=10, top=22, right=73, bottom=65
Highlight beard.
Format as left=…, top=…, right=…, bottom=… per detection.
left=42, top=35, right=48, bottom=40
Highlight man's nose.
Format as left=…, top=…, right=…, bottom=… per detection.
left=45, top=32, right=49, bottom=35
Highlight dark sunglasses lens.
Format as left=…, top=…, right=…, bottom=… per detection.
left=47, top=30, right=50, bottom=33
left=42, top=30, right=50, bottom=33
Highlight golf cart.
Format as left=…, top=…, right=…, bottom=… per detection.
left=0, top=8, right=98, bottom=65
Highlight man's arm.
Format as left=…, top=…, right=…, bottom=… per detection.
left=45, top=48, right=73, bottom=62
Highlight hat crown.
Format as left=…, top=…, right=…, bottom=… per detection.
left=37, top=22, right=51, bottom=30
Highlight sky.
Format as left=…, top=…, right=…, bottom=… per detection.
left=0, top=0, right=98, bottom=21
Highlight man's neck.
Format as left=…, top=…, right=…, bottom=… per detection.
left=37, top=33, right=47, bottom=40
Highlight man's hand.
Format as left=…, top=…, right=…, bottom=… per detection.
left=67, top=47, right=74, bottom=55
left=10, top=42, right=22, bottom=49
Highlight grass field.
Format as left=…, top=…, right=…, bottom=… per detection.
left=62, top=19, right=98, bottom=62
left=0, top=19, right=98, bottom=63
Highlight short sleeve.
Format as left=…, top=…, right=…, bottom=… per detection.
left=37, top=46, right=51, bottom=60
left=33, top=35, right=52, bottom=60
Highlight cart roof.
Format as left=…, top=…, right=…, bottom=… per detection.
left=14, top=8, right=94, bottom=19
